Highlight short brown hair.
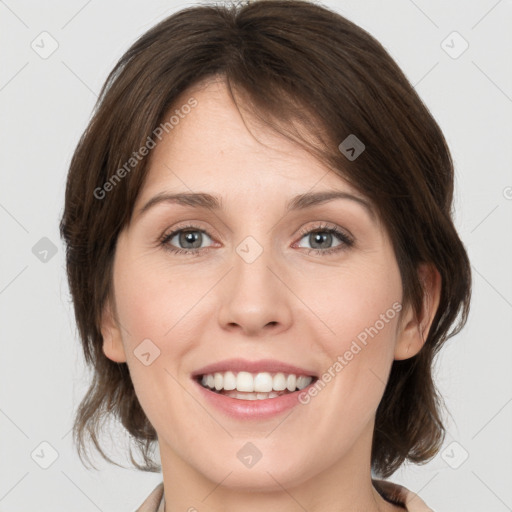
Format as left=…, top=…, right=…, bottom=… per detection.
left=60, top=0, right=471, bottom=478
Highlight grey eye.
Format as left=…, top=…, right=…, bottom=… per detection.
left=169, top=229, right=213, bottom=249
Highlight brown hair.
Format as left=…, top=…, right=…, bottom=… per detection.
left=60, top=0, right=471, bottom=478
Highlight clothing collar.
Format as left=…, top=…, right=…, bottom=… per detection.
left=136, top=480, right=433, bottom=512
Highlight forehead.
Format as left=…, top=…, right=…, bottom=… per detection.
left=137, top=78, right=367, bottom=211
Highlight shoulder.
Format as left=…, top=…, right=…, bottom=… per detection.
left=135, top=482, right=165, bottom=512
left=372, top=479, right=434, bottom=512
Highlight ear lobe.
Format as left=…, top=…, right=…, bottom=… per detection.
left=394, top=263, right=442, bottom=361
left=100, top=297, right=127, bottom=363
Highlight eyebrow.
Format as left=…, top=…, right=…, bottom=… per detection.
left=136, top=190, right=375, bottom=221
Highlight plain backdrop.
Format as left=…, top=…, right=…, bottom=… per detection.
left=1, top=0, right=511, bottom=511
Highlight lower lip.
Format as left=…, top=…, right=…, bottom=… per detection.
left=193, top=378, right=316, bottom=420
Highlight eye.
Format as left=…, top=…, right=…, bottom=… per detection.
left=294, top=222, right=354, bottom=255
left=159, top=221, right=354, bottom=257
left=159, top=224, right=214, bottom=256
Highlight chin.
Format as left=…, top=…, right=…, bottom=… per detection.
left=192, top=452, right=318, bottom=492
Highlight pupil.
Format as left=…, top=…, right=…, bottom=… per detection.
left=181, top=231, right=201, bottom=248
left=311, top=232, right=331, bottom=249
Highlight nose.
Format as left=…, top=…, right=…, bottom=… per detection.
left=217, top=243, right=293, bottom=337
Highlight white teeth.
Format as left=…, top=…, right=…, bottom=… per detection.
left=286, top=374, right=297, bottom=392
left=223, top=371, right=236, bottom=391
left=273, top=372, right=287, bottom=391
left=237, top=371, right=254, bottom=392
left=223, top=390, right=282, bottom=400
left=198, top=370, right=313, bottom=395
left=254, top=372, right=273, bottom=392
left=296, top=376, right=310, bottom=390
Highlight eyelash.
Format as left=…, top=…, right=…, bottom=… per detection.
left=158, top=222, right=354, bottom=257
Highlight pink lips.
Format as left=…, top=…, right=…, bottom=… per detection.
left=195, top=381, right=315, bottom=420
left=191, top=358, right=318, bottom=420
left=191, top=358, right=317, bottom=378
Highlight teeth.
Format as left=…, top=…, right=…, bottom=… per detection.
left=296, top=376, right=310, bottom=390
left=199, top=371, right=313, bottom=394
left=237, top=371, right=254, bottom=392
left=254, top=372, right=273, bottom=392
left=286, top=374, right=296, bottom=392
left=223, top=390, right=282, bottom=400
left=223, top=371, right=236, bottom=390
left=273, top=372, right=287, bottom=391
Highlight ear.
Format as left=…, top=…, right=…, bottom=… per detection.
left=394, top=262, right=442, bottom=360
left=100, top=296, right=127, bottom=363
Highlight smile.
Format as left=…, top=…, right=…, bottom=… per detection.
left=191, top=358, right=318, bottom=419
left=198, top=371, right=314, bottom=400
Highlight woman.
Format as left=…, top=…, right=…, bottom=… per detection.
left=60, top=1, right=471, bottom=510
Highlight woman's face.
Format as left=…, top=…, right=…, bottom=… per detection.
left=102, top=79, right=415, bottom=492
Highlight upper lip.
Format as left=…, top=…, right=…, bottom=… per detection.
left=191, top=358, right=318, bottom=378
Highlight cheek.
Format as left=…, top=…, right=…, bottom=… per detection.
left=327, top=287, right=401, bottom=363
left=113, top=255, right=199, bottom=345
left=111, top=256, right=200, bottom=424
left=303, top=260, right=402, bottom=414
left=304, top=259, right=402, bottom=355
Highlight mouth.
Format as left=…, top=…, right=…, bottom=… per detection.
left=194, top=371, right=317, bottom=400
left=190, top=358, right=318, bottom=419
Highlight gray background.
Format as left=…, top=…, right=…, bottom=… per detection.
left=1, top=0, right=511, bottom=510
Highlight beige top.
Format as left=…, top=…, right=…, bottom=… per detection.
left=135, top=480, right=434, bottom=511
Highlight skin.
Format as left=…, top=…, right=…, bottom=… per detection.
left=101, top=77, right=441, bottom=512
